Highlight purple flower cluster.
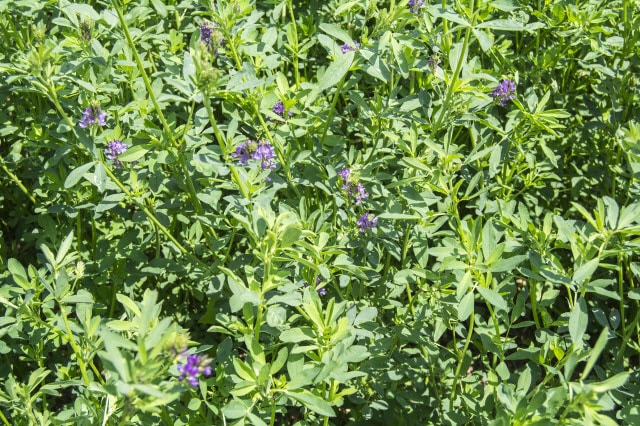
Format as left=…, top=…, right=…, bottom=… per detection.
left=339, top=168, right=379, bottom=233
left=177, top=353, right=212, bottom=387
left=491, top=79, right=516, bottom=106
left=303, top=277, right=327, bottom=296
left=104, top=140, right=128, bottom=168
left=339, top=168, right=368, bottom=205
left=341, top=41, right=360, bottom=54
left=408, top=0, right=424, bottom=13
left=79, top=106, right=107, bottom=128
left=427, top=55, right=441, bottom=70
left=79, top=21, right=91, bottom=41
left=231, top=140, right=277, bottom=170
left=200, top=21, right=224, bottom=55
left=271, top=101, right=293, bottom=121
left=356, top=213, right=378, bottom=232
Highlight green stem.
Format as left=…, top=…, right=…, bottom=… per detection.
left=615, top=308, right=640, bottom=365
left=529, top=279, right=541, bottom=329
left=618, top=253, right=626, bottom=336
left=112, top=0, right=206, bottom=217
left=223, top=33, right=299, bottom=195
left=102, top=164, right=211, bottom=271
left=202, top=96, right=249, bottom=199
left=269, top=398, right=277, bottom=426
left=254, top=303, right=264, bottom=340
left=431, top=0, right=475, bottom=135
left=450, top=309, right=474, bottom=411
left=320, top=75, right=347, bottom=146
left=287, top=0, right=300, bottom=90
left=59, top=303, right=91, bottom=386
left=0, top=158, right=36, bottom=204
left=0, top=407, right=10, bottom=426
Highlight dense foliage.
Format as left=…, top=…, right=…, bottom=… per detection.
left=1, top=0, right=639, bottom=424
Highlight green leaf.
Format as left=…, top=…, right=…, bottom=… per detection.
left=183, top=51, right=195, bottom=84
left=233, top=357, right=256, bottom=382
left=354, top=307, right=377, bottom=325
left=222, top=400, right=248, bottom=419
left=286, top=390, right=335, bottom=417
left=476, top=286, right=508, bottom=311
left=476, top=19, right=524, bottom=31
left=8, top=258, right=30, bottom=289
left=580, top=328, right=608, bottom=380
left=279, top=225, right=301, bottom=248
left=280, top=327, right=315, bottom=343
left=270, top=347, right=288, bottom=375
left=55, top=232, right=74, bottom=265
left=64, top=162, right=95, bottom=188
left=377, top=213, right=421, bottom=220
left=448, top=41, right=467, bottom=75
left=117, top=145, right=149, bottom=163
left=590, top=372, right=629, bottom=393
left=458, top=291, right=474, bottom=321
left=569, top=297, right=588, bottom=344
left=149, top=0, right=167, bottom=17
left=61, top=292, right=95, bottom=305
left=472, top=28, right=493, bottom=51
left=318, top=52, right=353, bottom=92
left=319, top=23, right=351, bottom=43
left=572, top=258, right=599, bottom=285
left=428, top=7, right=471, bottom=27
left=100, top=331, right=131, bottom=381
left=116, top=293, right=142, bottom=317
left=399, top=157, right=431, bottom=173
left=245, top=336, right=265, bottom=365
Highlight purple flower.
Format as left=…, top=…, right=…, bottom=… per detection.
left=408, top=0, right=424, bottom=13
left=200, top=21, right=224, bottom=55
left=356, top=213, right=378, bottom=232
left=272, top=101, right=285, bottom=116
left=177, top=353, right=212, bottom=387
left=79, top=21, right=91, bottom=41
left=340, top=167, right=369, bottom=205
left=341, top=41, right=360, bottom=54
left=104, top=140, right=128, bottom=168
left=231, top=141, right=252, bottom=165
left=200, top=22, right=212, bottom=45
left=303, top=277, right=327, bottom=296
left=339, top=168, right=351, bottom=182
left=271, top=101, right=293, bottom=121
left=354, top=183, right=368, bottom=205
left=252, top=141, right=276, bottom=170
left=232, top=140, right=277, bottom=170
left=427, top=55, right=440, bottom=70
left=79, top=106, right=107, bottom=128
left=491, top=79, right=516, bottom=106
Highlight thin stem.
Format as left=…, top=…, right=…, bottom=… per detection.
left=432, top=0, right=475, bottom=135
left=529, top=280, right=541, bottom=329
left=450, top=309, right=474, bottom=411
left=287, top=0, right=300, bottom=90
left=202, top=96, right=249, bottom=199
left=59, top=303, right=91, bottom=386
left=0, top=408, right=9, bottom=426
left=223, top=33, right=299, bottom=195
left=618, top=253, right=626, bottom=336
left=112, top=0, right=206, bottom=217
left=0, top=158, right=36, bottom=204
left=102, top=164, right=211, bottom=271
left=320, top=75, right=347, bottom=146
left=254, top=303, right=264, bottom=340
left=615, top=309, right=640, bottom=366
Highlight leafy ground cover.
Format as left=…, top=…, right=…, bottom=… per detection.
left=1, top=0, right=639, bottom=424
